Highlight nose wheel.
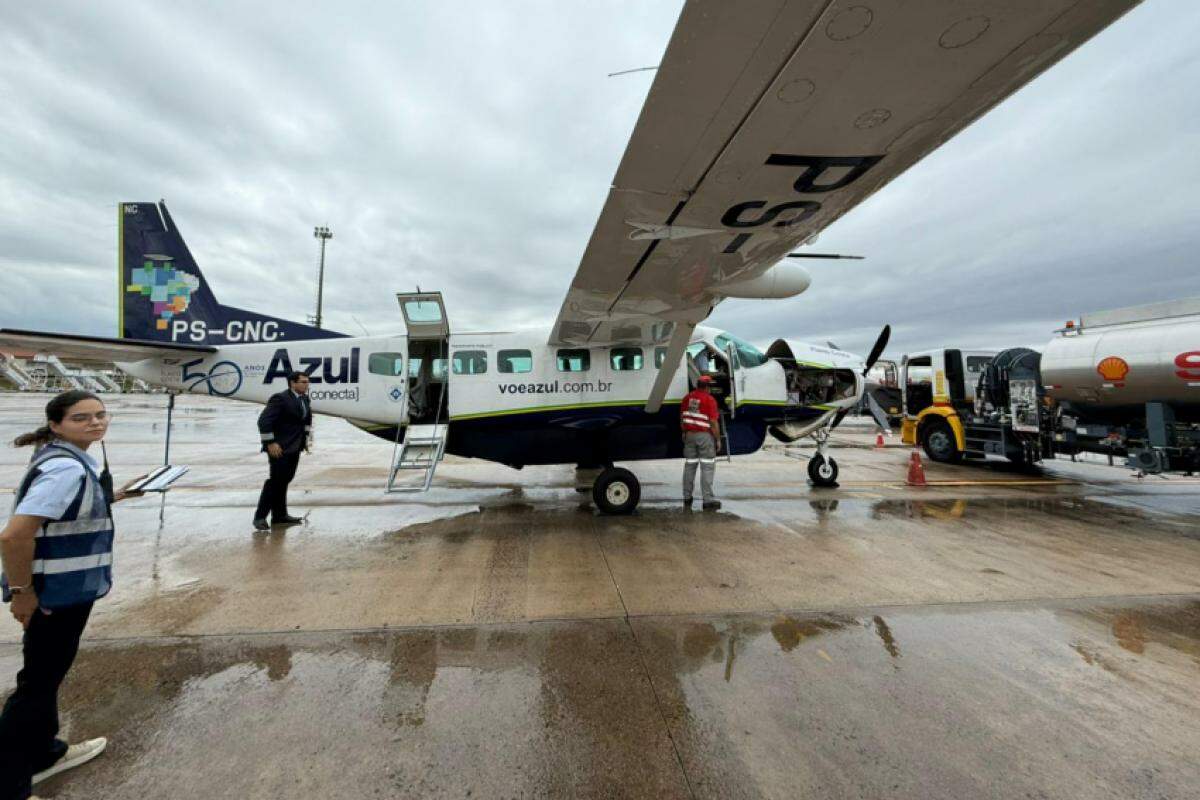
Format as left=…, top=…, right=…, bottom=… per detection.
left=592, top=466, right=641, bottom=515
left=807, top=454, right=839, bottom=488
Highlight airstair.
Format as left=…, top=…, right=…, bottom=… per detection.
left=385, top=292, right=451, bottom=493
left=387, top=423, right=449, bottom=492
left=90, top=371, right=122, bottom=392
left=31, top=355, right=84, bottom=390
left=0, top=355, right=33, bottom=391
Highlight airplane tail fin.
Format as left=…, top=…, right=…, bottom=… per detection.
left=119, top=201, right=345, bottom=344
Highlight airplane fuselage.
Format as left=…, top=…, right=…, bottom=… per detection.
left=120, top=326, right=864, bottom=468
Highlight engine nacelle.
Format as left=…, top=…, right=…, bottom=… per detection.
left=709, top=262, right=811, bottom=299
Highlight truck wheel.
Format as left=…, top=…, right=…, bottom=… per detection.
left=592, top=467, right=640, bottom=515
left=922, top=420, right=963, bottom=464
left=808, top=455, right=839, bottom=488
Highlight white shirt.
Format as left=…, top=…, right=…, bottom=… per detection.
left=13, top=441, right=100, bottom=520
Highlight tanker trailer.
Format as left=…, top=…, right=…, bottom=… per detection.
left=1041, top=297, right=1200, bottom=474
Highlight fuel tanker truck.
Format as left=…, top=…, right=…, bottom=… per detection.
left=893, top=297, right=1200, bottom=475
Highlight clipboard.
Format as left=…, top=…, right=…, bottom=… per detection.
left=128, top=465, right=189, bottom=493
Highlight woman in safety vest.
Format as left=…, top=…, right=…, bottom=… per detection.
left=0, top=390, right=144, bottom=800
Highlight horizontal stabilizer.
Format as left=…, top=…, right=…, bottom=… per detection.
left=0, top=328, right=215, bottom=363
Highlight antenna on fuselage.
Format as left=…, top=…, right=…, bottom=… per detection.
left=786, top=253, right=864, bottom=260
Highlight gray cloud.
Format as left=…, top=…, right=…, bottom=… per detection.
left=1, top=1, right=1196, bottom=363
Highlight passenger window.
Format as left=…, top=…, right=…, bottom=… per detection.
left=453, top=350, right=487, bottom=375
left=610, top=347, right=643, bottom=371
left=431, top=359, right=448, bottom=380
left=498, top=349, right=533, bottom=374
left=557, top=349, right=590, bottom=372
left=408, top=357, right=423, bottom=378
left=654, top=347, right=669, bottom=368
left=368, top=352, right=404, bottom=376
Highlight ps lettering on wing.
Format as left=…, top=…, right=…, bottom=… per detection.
left=720, top=153, right=883, bottom=254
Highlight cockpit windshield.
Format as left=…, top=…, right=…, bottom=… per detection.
left=714, top=332, right=769, bottom=368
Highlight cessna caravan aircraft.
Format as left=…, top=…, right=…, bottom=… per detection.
left=0, top=1, right=1138, bottom=513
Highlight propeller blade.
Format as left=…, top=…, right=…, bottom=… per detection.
left=863, top=324, right=891, bottom=374
left=866, top=391, right=892, bottom=433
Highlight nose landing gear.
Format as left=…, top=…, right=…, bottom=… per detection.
left=807, top=427, right=840, bottom=488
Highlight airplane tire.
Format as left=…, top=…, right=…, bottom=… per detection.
left=808, top=455, right=839, bottom=488
left=593, top=467, right=640, bottom=515
left=921, top=420, right=963, bottom=464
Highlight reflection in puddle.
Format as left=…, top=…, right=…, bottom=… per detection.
left=872, top=615, right=901, bottom=660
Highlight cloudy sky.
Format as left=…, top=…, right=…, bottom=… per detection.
left=1, top=1, right=1197, bottom=359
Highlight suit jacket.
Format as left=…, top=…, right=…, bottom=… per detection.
left=258, top=390, right=313, bottom=454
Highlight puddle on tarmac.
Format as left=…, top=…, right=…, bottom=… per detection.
left=35, top=621, right=687, bottom=798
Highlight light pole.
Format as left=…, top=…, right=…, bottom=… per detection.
left=312, top=225, right=333, bottom=329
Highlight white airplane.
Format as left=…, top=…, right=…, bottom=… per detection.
left=0, top=1, right=1139, bottom=513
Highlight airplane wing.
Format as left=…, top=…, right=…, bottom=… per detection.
left=551, top=0, right=1139, bottom=348
left=0, top=329, right=216, bottom=363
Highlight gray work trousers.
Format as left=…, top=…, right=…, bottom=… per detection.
left=683, top=431, right=718, bottom=502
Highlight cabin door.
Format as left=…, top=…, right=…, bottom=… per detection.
left=396, top=292, right=450, bottom=425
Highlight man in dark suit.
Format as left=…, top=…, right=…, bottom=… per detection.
left=253, top=371, right=312, bottom=530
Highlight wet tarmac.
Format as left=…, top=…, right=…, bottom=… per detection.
left=1, top=395, right=1198, bottom=798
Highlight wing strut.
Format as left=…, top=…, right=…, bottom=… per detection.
left=644, top=322, right=695, bottom=414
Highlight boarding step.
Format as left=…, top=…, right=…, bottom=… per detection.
left=387, top=424, right=448, bottom=492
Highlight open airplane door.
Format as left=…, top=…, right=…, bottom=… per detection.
left=388, top=292, right=451, bottom=492
left=396, top=292, right=450, bottom=340
left=394, top=292, right=450, bottom=425
left=723, top=340, right=739, bottom=419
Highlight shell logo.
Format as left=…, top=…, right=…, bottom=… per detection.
left=1096, top=356, right=1130, bottom=386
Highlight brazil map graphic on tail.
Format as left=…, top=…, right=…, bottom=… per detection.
left=119, top=201, right=345, bottom=344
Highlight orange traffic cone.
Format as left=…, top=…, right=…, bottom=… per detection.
left=906, top=449, right=927, bottom=487
left=875, top=432, right=885, bottom=449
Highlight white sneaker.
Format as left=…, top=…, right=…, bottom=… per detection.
left=31, top=736, right=107, bottom=785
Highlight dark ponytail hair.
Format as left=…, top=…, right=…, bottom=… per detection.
left=13, top=390, right=102, bottom=448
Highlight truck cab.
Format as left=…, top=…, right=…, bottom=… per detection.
left=901, top=347, right=1054, bottom=465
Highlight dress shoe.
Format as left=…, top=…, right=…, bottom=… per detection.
left=252, top=518, right=270, bottom=531
left=273, top=514, right=305, bottom=525
left=702, top=501, right=722, bottom=511
left=683, top=499, right=694, bottom=509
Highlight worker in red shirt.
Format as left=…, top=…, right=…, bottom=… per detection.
left=681, top=375, right=722, bottom=510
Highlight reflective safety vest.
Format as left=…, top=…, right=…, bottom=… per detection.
left=3, top=444, right=115, bottom=609
left=681, top=390, right=719, bottom=433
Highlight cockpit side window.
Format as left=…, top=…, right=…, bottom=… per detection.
left=714, top=333, right=769, bottom=368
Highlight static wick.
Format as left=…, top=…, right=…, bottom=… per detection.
left=607, top=66, right=659, bottom=78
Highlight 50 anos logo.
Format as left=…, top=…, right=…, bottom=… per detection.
left=182, top=359, right=243, bottom=396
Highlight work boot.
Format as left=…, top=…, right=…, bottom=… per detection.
left=32, top=737, right=107, bottom=785
left=702, top=500, right=722, bottom=511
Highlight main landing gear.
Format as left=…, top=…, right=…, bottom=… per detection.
left=578, top=464, right=641, bottom=514
left=591, top=466, right=641, bottom=515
